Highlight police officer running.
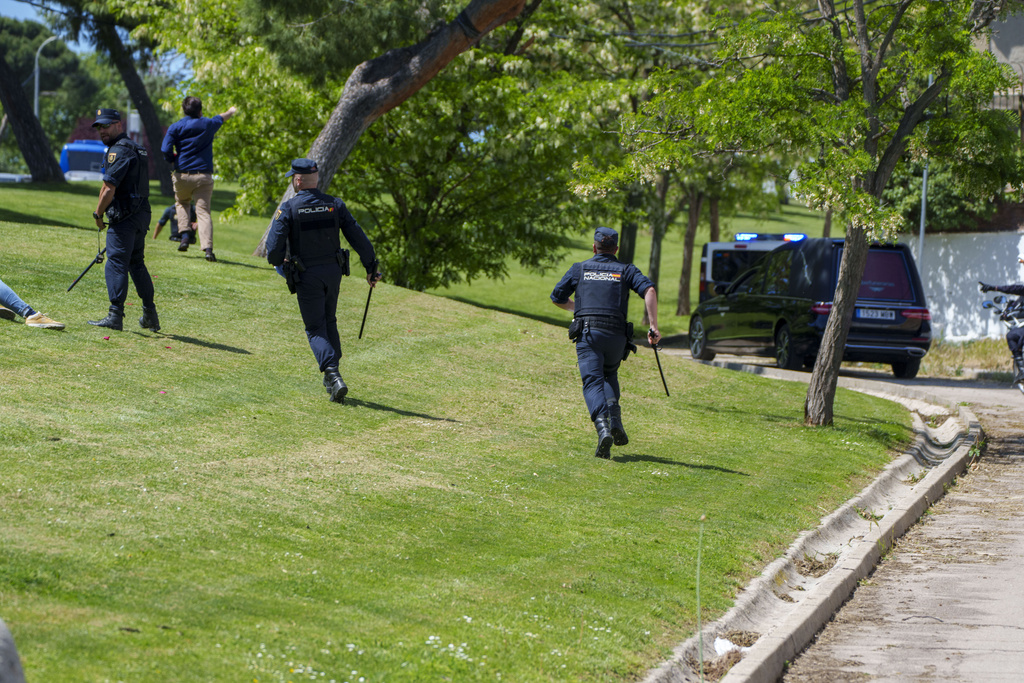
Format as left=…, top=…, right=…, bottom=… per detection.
left=266, top=158, right=381, bottom=403
left=551, top=227, right=660, bottom=459
left=88, top=108, right=159, bottom=332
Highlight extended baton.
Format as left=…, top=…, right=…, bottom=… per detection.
left=67, top=248, right=106, bottom=292
left=358, top=285, right=373, bottom=339
left=68, top=223, right=107, bottom=292
left=650, top=328, right=670, bottom=397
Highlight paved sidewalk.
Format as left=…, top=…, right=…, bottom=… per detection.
left=782, top=377, right=1024, bottom=682
left=642, top=353, right=1021, bottom=683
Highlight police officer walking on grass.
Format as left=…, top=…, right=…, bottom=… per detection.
left=551, top=227, right=660, bottom=459
left=266, top=159, right=381, bottom=403
left=88, top=108, right=160, bottom=332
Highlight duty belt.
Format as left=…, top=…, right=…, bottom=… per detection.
left=580, top=316, right=625, bottom=332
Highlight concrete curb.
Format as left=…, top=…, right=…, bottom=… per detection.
left=641, top=363, right=984, bottom=683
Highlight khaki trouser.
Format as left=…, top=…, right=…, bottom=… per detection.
left=172, top=171, right=215, bottom=251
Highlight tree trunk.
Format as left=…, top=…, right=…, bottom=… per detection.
left=618, top=185, right=643, bottom=265
left=255, top=0, right=526, bottom=256
left=709, top=195, right=720, bottom=242
left=823, top=207, right=832, bottom=238
left=803, top=224, right=869, bottom=425
left=0, top=54, right=64, bottom=182
left=676, top=188, right=703, bottom=316
left=95, top=23, right=173, bottom=196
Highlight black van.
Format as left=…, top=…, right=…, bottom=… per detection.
left=688, top=238, right=932, bottom=378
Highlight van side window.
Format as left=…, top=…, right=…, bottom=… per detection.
left=731, top=268, right=763, bottom=295
left=762, top=251, right=793, bottom=295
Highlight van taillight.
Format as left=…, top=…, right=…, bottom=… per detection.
left=902, top=308, right=931, bottom=320
left=810, top=302, right=833, bottom=315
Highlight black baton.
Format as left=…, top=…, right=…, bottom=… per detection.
left=358, top=285, right=373, bottom=339
left=650, top=328, right=670, bottom=397
left=67, top=249, right=106, bottom=292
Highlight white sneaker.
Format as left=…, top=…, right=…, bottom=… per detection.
left=25, top=312, right=65, bottom=329
left=0, top=306, right=14, bottom=321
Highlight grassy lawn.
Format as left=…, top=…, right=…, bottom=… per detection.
left=1, top=182, right=911, bottom=682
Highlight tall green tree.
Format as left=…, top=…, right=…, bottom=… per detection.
left=0, top=20, right=66, bottom=180
left=617, top=0, right=1024, bottom=425
left=42, top=0, right=174, bottom=195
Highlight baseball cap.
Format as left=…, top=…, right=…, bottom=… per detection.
left=92, top=108, right=121, bottom=127
left=286, top=158, right=318, bottom=177
left=594, top=226, right=618, bottom=247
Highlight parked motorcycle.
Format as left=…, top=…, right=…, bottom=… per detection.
left=982, top=294, right=1024, bottom=394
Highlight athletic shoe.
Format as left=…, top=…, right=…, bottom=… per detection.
left=0, top=306, right=14, bottom=320
left=25, top=312, right=65, bottom=329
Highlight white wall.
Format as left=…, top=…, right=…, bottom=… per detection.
left=901, top=231, right=1024, bottom=342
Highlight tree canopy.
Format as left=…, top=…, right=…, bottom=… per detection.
left=608, top=0, right=1024, bottom=424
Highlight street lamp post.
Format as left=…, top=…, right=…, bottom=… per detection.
left=34, top=36, right=58, bottom=118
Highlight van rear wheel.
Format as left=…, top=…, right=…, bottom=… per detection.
left=775, top=324, right=803, bottom=371
left=892, top=358, right=921, bottom=379
left=689, top=316, right=715, bottom=361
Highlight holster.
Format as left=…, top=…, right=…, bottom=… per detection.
left=622, top=322, right=637, bottom=361
left=338, top=249, right=351, bottom=277
left=568, top=318, right=583, bottom=342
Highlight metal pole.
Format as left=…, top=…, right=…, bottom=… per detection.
left=33, top=36, right=58, bottom=118
left=917, top=73, right=933, bottom=270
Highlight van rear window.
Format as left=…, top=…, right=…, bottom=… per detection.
left=857, top=250, right=915, bottom=301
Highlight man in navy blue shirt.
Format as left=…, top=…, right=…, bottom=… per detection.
left=551, top=227, right=660, bottom=459
left=266, top=158, right=382, bottom=403
left=160, top=96, right=237, bottom=262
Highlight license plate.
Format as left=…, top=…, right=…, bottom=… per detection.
left=857, top=308, right=895, bottom=321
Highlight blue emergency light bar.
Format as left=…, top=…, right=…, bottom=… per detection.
left=732, top=232, right=807, bottom=242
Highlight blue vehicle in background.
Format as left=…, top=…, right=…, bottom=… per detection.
left=59, top=139, right=106, bottom=180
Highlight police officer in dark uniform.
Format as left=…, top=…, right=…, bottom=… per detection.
left=266, top=158, right=381, bottom=403
left=88, top=108, right=159, bottom=332
left=551, top=227, right=660, bottom=458
left=980, top=266, right=1024, bottom=390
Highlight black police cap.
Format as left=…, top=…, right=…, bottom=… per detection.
left=286, top=158, right=318, bottom=177
left=92, top=108, right=121, bottom=127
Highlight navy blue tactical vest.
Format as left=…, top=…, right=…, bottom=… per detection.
left=574, top=259, right=628, bottom=322
left=106, top=136, right=150, bottom=221
left=290, top=193, right=340, bottom=266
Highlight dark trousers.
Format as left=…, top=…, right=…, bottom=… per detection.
left=105, top=214, right=154, bottom=310
left=295, top=263, right=343, bottom=372
left=575, top=326, right=626, bottom=421
left=1008, top=327, right=1024, bottom=356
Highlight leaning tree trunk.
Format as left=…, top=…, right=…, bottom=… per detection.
left=823, top=207, right=833, bottom=238
left=96, top=22, right=173, bottom=196
left=804, top=224, right=869, bottom=425
left=0, top=54, right=64, bottom=182
left=254, top=0, right=527, bottom=256
left=676, top=188, right=704, bottom=316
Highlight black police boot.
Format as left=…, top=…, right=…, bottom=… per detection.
left=178, top=233, right=190, bottom=251
left=594, top=415, right=613, bottom=459
left=139, top=305, right=160, bottom=332
left=607, top=401, right=628, bottom=446
left=323, top=366, right=348, bottom=404
left=1013, top=354, right=1024, bottom=392
left=88, top=306, right=124, bottom=331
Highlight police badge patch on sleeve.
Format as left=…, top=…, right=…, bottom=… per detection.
left=107, top=152, right=117, bottom=164
left=275, top=209, right=282, bottom=220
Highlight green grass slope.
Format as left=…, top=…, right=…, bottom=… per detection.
left=0, top=182, right=908, bottom=682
